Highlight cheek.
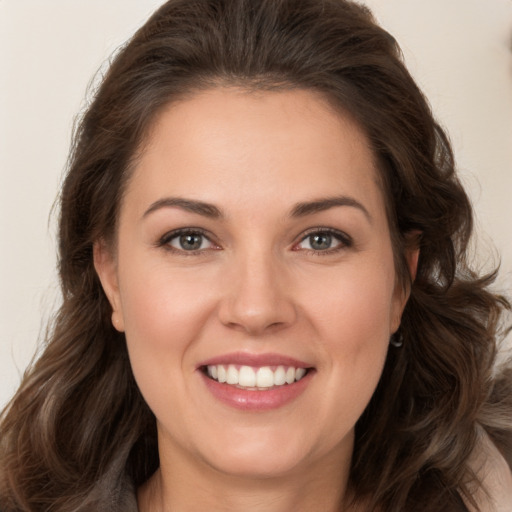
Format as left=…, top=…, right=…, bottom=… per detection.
left=116, top=259, right=217, bottom=413
left=304, top=256, right=397, bottom=349
left=299, top=259, right=396, bottom=427
left=323, top=282, right=392, bottom=379
left=119, top=261, right=216, bottom=349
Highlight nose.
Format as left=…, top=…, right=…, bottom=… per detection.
left=217, top=250, right=297, bottom=336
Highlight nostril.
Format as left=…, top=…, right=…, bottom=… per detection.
left=218, top=300, right=297, bottom=336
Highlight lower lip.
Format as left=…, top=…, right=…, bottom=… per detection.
left=200, top=370, right=313, bottom=411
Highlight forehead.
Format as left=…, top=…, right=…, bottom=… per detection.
left=125, top=87, right=385, bottom=222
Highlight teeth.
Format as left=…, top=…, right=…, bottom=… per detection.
left=256, top=367, right=274, bottom=387
left=274, top=366, right=286, bottom=385
left=206, top=364, right=308, bottom=389
left=239, top=366, right=256, bottom=387
left=217, top=365, right=227, bottom=383
left=226, top=365, right=238, bottom=385
left=295, top=367, right=306, bottom=380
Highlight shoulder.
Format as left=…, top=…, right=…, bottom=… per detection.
left=465, top=430, right=512, bottom=512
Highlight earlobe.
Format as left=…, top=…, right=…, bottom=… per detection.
left=93, top=240, right=125, bottom=332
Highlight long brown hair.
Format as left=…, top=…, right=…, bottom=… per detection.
left=1, top=1, right=510, bottom=510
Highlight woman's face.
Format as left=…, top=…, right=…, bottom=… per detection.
left=96, top=88, right=412, bottom=480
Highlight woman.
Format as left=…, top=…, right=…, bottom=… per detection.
left=1, top=0, right=511, bottom=510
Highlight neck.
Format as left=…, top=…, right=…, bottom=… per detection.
left=138, top=435, right=355, bottom=512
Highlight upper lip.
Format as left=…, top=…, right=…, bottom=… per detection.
left=198, top=352, right=313, bottom=369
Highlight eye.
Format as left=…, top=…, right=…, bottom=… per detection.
left=159, top=229, right=218, bottom=253
left=295, top=229, right=352, bottom=253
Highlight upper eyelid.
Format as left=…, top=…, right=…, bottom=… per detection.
left=156, top=226, right=352, bottom=250
left=297, top=227, right=352, bottom=243
left=160, top=227, right=211, bottom=241
left=156, top=229, right=223, bottom=258
left=292, top=228, right=353, bottom=255
left=158, top=227, right=219, bottom=249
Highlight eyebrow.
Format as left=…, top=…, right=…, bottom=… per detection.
left=290, top=196, right=372, bottom=222
left=143, top=197, right=223, bottom=219
left=142, top=195, right=371, bottom=222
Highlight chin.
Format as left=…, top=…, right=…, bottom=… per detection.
left=205, top=448, right=309, bottom=480
left=194, top=423, right=342, bottom=481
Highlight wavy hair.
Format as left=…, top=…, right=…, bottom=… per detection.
left=1, top=1, right=510, bottom=510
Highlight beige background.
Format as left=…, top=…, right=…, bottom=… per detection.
left=1, top=0, right=511, bottom=408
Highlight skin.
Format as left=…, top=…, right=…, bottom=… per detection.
left=94, top=88, right=417, bottom=512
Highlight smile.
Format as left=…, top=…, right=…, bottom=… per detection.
left=205, top=364, right=308, bottom=389
left=199, top=354, right=314, bottom=410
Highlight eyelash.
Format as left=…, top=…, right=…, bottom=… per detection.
left=294, top=227, right=353, bottom=255
left=158, top=228, right=219, bottom=256
left=157, top=227, right=353, bottom=256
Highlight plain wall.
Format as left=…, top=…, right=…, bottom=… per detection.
left=1, top=0, right=511, bottom=408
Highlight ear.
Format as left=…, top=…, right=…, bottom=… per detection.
left=93, top=239, right=125, bottom=332
left=391, top=231, right=421, bottom=333
left=405, top=245, right=420, bottom=283
left=404, top=230, right=421, bottom=282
